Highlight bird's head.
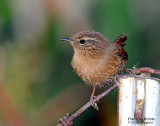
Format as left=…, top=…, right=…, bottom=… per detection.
left=60, top=31, right=110, bottom=56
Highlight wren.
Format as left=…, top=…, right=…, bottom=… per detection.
left=61, top=30, right=128, bottom=110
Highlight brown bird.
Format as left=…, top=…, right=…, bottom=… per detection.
left=61, top=30, right=128, bottom=110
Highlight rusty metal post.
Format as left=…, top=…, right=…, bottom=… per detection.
left=118, top=76, right=160, bottom=126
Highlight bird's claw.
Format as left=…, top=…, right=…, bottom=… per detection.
left=90, top=96, right=99, bottom=110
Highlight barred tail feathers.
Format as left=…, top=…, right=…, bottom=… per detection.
left=114, top=33, right=127, bottom=47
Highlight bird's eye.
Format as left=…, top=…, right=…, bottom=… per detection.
left=80, top=39, right=85, bottom=44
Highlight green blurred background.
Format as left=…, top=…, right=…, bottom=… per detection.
left=0, top=0, right=160, bottom=126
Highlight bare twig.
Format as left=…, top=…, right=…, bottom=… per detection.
left=58, top=83, right=118, bottom=126
left=126, top=67, right=160, bottom=75
left=57, top=67, right=160, bottom=126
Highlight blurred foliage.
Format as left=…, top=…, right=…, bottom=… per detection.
left=0, top=0, right=159, bottom=126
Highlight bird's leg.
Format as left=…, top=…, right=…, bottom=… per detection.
left=90, top=87, right=99, bottom=110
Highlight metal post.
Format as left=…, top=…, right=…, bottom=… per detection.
left=118, top=76, right=160, bottom=126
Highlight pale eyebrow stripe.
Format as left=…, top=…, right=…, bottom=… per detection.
left=81, top=37, right=99, bottom=41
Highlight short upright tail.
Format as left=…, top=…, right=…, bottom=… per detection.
left=114, top=34, right=127, bottom=47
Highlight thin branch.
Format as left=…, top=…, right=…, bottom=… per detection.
left=57, top=83, right=118, bottom=126
left=57, top=67, right=160, bottom=126
left=126, top=67, right=160, bottom=75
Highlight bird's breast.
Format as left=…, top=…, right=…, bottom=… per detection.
left=71, top=52, right=126, bottom=87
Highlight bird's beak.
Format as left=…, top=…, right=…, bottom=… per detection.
left=60, top=38, right=71, bottom=42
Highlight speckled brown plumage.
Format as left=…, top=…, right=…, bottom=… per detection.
left=61, top=30, right=128, bottom=109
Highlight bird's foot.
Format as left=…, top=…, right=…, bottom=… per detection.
left=90, top=95, right=99, bottom=110
left=58, top=113, right=73, bottom=126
